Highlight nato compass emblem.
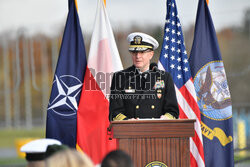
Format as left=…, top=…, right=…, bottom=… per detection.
left=145, top=161, right=168, bottom=167
left=193, top=61, right=232, bottom=120
left=48, top=75, right=83, bottom=116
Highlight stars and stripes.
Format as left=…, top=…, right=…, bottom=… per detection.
left=158, top=0, right=205, bottom=166
left=160, top=8, right=191, bottom=89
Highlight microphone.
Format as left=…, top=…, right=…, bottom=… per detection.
left=150, top=63, right=158, bottom=72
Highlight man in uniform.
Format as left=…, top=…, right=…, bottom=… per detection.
left=109, top=32, right=179, bottom=121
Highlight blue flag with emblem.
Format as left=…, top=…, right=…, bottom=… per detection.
left=189, top=0, right=234, bottom=166
left=46, top=0, right=87, bottom=148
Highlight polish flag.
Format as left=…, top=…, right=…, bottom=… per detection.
left=76, top=0, right=123, bottom=165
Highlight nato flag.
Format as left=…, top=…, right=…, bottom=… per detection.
left=46, top=0, right=87, bottom=148
left=189, top=0, right=234, bottom=166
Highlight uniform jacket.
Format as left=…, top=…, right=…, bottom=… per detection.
left=109, top=65, right=179, bottom=121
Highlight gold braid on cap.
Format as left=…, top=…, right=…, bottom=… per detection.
left=129, top=35, right=154, bottom=50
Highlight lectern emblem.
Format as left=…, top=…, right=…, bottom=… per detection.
left=145, top=161, right=167, bottom=167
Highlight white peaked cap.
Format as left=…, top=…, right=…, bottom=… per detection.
left=127, top=32, right=159, bottom=51
left=20, top=138, right=62, bottom=153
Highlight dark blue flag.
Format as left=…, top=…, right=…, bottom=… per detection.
left=189, top=0, right=234, bottom=166
left=46, top=0, right=87, bottom=148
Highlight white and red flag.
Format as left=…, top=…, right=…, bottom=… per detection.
left=76, top=0, right=123, bottom=165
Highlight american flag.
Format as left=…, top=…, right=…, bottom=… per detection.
left=158, top=0, right=205, bottom=166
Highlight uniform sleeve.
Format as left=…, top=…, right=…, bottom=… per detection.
left=162, top=73, right=179, bottom=119
left=109, top=72, right=128, bottom=121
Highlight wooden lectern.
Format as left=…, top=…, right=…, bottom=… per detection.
left=110, top=119, right=195, bottom=167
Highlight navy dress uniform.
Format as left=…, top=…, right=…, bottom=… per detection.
left=109, top=32, right=179, bottom=121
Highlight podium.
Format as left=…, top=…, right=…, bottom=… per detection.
left=110, top=119, right=195, bottom=167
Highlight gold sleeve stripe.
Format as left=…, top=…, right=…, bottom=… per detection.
left=164, top=113, right=176, bottom=119
left=113, top=113, right=127, bottom=121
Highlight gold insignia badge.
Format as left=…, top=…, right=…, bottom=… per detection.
left=145, top=161, right=168, bottom=167
left=157, top=93, right=162, bottom=99
left=134, top=35, right=142, bottom=44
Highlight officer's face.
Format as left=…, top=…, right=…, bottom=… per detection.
left=131, top=50, right=154, bottom=72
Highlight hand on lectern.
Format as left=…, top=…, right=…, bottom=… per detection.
left=128, top=118, right=139, bottom=120
left=160, top=115, right=170, bottom=120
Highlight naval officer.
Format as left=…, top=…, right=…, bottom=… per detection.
left=109, top=32, right=179, bottom=121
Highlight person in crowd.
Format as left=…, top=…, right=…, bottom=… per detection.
left=20, top=138, right=66, bottom=167
left=45, top=148, right=94, bottom=167
left=101, top=150, right=134, bottom=167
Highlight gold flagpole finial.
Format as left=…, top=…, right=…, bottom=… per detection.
left=103, top=0, right=106, bottom=7
left=74, top=0, right=79, bottom=11
left=206, top=0, right=209, bottom=5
